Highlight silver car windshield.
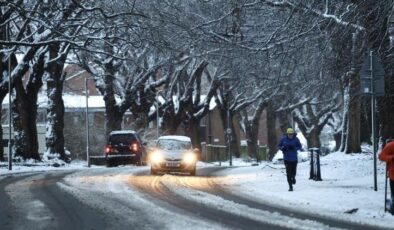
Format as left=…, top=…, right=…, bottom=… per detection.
left=157, top=139, right=191, bottom=150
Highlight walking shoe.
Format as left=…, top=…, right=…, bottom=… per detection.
left=288, top=187, right=293, bottom=192
left=292, top=178, right=296, bottom=185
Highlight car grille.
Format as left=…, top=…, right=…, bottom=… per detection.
left=165, top=158, right=181, bottom=161
left=163, top=158, right=181, bottom=168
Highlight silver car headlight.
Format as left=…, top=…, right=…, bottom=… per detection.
left=183, top=152, right=196, bottom=164
left=150, top=151, right=164, bottom=164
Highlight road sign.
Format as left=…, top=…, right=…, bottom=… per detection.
left=360, top=50, right=385, bottom=191
left=360, top=52, right=385, bottom=96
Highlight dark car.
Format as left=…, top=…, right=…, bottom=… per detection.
left=104, top=130, right=147, bottom=167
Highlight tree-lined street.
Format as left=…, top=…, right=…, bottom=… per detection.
left=2, top=1, right=394, bottom=229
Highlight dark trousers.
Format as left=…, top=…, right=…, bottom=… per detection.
left=284, top=160, right=297, bottom=188
left=391, top=179, right=394, bottom=202
left=390, top=179, right=394, bottom=214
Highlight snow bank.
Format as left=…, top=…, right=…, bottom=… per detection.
left=213, top=151, right=394, bottom=228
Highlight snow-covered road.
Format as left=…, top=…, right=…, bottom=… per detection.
left=0, top=164, right=389, bottom=230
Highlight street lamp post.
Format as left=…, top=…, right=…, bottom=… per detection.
left=156, top=101, right=159, bottom=139
left=370, top=51, right=377, bottom=191
left=227, top=108, right=232, bottom=166
left=85, top=77, right=91, bottom=167
left=7, top=23, right=12, bottom=170
left=155, top=92, right=162, bottom=139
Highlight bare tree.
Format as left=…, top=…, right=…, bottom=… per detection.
left=12, top=49, right=46, bottom=160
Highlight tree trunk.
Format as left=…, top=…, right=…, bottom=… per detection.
left=246, top=124, right=259, bottom=160
left=333, top=131, right=341, bottom=151
left=243, top=112, right=257, bottom=158
left=11, top=52, right=44, bottom=161
left=0, top=22, right=5, bottom=162
left=278, top=111, right=291, bottom=132
left=306, top=129, right=321, bottom=149
left=46, top=79, right=66, bottom=160
left=244, top=100, right=266, bottom=161
left=162, top=109, right=180, bottom=135
left=343, top=31, right=362, bottom=153
left=161, top=102, right=183, bottom=135
left=0, top=103, right=3, bottom=161
left=45, top=44, right=66, bottom=161
left=105, top=107, right=123, bottom=136
left=102, top=60, right=124, bottom=137
left=345, top=71, right=361, bottom=153
left=133, top=112, right=149, bottom=133
left=11, top=79, right=41, bottom=161
left=185, top=117, right=201, bottom=150
left=25, top=53, right=45, bottom=160
left=25, top=102, right=40, bottom=160
left=218, top=108, right=240, bottom=158
left=339, top=85, right=349, bottom=152
left=360, top=99, right=371, bottom=144
left=267, top=103, right=278, bottom=160
left=12, top=79, right=29, bottom=160
left=230, top=114, right=240, bottom=158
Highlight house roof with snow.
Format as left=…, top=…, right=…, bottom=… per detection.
left=2, top=94, right=106, bottom=112
left=2, top=94, right=217, bottom=112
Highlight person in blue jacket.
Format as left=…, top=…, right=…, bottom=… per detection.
left=278, top=128, right=302, bottom=191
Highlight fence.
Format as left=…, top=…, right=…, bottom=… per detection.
left=202, top=143, right=268, bottom=162
left=240, top=145, right=268, bottom=162
left=202, top=144, right=227, bottom=162
left=2, top=125, right=46, bottom=159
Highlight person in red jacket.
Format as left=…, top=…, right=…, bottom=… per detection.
left=379, top=139, right=394, bottom=214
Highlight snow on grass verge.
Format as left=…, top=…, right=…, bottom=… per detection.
left=211, top=151, right=394, bottom=229
left=0, top=160, right=88, bottom=177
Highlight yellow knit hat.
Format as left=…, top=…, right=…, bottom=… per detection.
left=287, top=128, right=294, bottom=134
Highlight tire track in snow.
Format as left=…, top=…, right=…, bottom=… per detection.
left=61, top=166, right=222, bottom=230
left=0, top=174, right=36, bottom=230
left=129, top=169, right=289, bottom=230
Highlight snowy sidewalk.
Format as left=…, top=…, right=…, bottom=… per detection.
left=211, top=151, right=394, bottom=229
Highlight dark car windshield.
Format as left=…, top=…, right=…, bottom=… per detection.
left=157, top=139, right=191, bottom=150
left=109, top=134, right=138, bottom=145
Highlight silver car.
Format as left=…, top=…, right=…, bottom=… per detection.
left=149, top=135, right=198, bottom=176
